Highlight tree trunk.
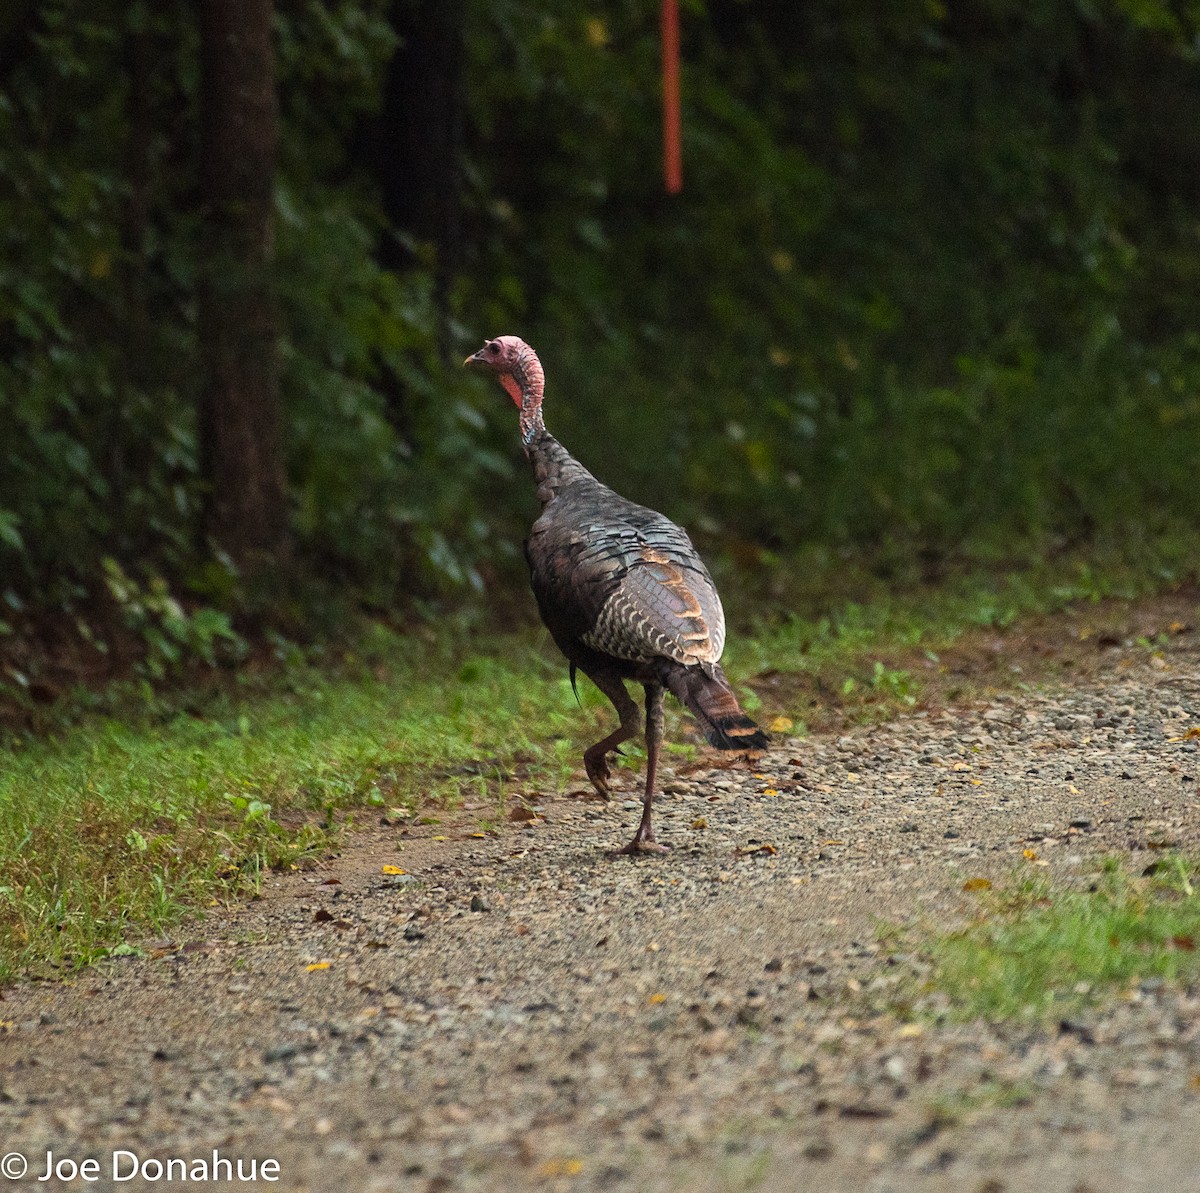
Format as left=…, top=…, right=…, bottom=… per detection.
left=197, top=0, right=289, bottom=572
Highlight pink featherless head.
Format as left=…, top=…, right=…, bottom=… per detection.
left=463, top=335, right=544, bottom=411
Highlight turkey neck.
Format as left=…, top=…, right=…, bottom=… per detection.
left=524, top=425, right=593, bottom=507
left=507, top=360, right=592, bottom=506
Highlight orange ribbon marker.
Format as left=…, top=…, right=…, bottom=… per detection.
left=662, top=0, right=682, bottom=193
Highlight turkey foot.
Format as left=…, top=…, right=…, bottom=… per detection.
left=611, top=806, right=671, bottom=856
left=583, top=750, right=614, bottom=798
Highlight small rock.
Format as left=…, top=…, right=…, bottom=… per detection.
left=699, top=1028, right=732, bottom=1054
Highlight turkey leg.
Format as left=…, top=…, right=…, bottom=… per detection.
left=582, top=671, right=641, bottom=797
left=613, top=683, right=670, bottom=855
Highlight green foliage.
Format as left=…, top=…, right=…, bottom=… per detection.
left=101, top=558, right=246, bottom=677
left=921, top=857, right=1200, bottom=1021
left=462, top=0, right=1200, bottom=553
left=2, top=0, right=1200, bottom=635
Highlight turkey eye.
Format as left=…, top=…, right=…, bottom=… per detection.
left=487, top=342, right=500, bottom=355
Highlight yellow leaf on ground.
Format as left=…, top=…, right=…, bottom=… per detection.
left=381, top=865, right=406, bottom=875
left=306, top=961, right=331, bottom=972
left=962, top=878, right=993, bottom=892
left=691, top=817, right=708, bottom=830
left=538, top=1158, right=584, bottom=1178
left=763, top=788, right=779, bottom=797
left=648, top=992, right=667, bottom=1004
left=769, top=715, right=794, bottom=733
left=1023, top=848, right=1039, bottom=861
left=897, top=1023, right=924, bottom=1038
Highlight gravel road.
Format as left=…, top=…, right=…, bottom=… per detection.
left=2, top=600, right=1200, bottom=1192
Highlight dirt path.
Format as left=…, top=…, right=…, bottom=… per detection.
left=3, top=602, right=1200, bottom=1192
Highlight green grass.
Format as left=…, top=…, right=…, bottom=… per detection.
left=0, top=627, right=611, bottom=981
left=0, top=543, right=1197, bottom=983
left=918, top=857, right=1200, bottom=1021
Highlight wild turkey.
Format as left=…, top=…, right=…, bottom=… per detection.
left=465, top=336, right=768, bottom=854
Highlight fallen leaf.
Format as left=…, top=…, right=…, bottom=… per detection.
left=733, top=842, right=778, bottom=858
left=962, top=878, right=993, bottom=892
left=305, top=961, right=331, bottom=972
left=1172, top=936, right=1196, bottom=951
left=822, top=840, right=844, bottom=846
left=648, top=992, right=667, bottom=1004
left=319, top=878, right=341, bottom=886
left=514, top=924, right=530, bottom=936
left=1023, top=848, right=1039, bottom=861
left=762, top=788, right=779, bottom=797
left=312, top=908, right=333, bottom=923
left=897, top=1023, right=924, bottom=1039
left=537, top=1159, right=584, bottom=1178
left=509, top=806, right=539, bottom=822
left=432, top=835, right=447, bottom=841
left=769, top=715, right=794, bottom=733
left=381, top=865, right=406, bottom=875
left=1169, top=727, right=1200, bottom=742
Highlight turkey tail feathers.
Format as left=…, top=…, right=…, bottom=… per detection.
left=665, top=665, right=769, bottom=752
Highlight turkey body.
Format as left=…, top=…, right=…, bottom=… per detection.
left=466, top=335, right=766, bottom=853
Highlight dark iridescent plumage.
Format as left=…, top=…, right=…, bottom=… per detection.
left=465, top=336, right=767, bottom=853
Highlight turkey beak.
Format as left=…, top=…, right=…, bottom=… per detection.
left=464, top=347, right=488, bottom=368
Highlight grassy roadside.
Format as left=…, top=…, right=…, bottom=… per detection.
left=909, top=857, right=1200, bottom=1022
left=0, top=549, right=1197, bottom=983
